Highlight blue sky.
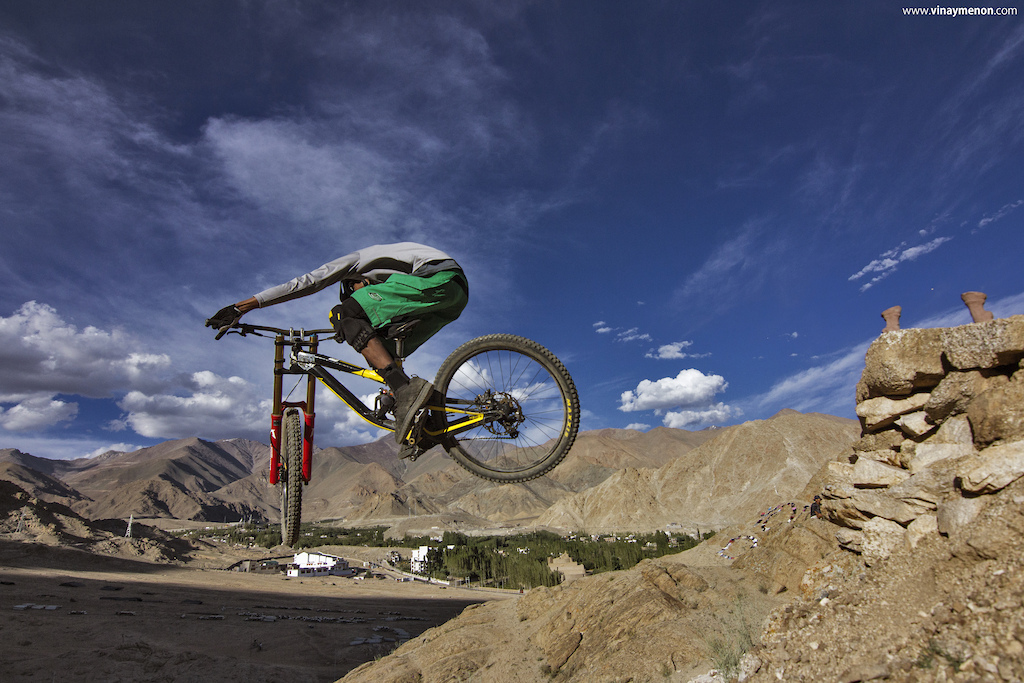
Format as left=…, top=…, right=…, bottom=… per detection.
left=1, top=1, right=1022, bottom=460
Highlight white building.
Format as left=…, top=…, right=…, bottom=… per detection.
left=410, top=546, right=431, bottom=574
left=286, top=551, right=354, bottom=577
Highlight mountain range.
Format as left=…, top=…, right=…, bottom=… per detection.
left=0, top=410, right=859, bottom=533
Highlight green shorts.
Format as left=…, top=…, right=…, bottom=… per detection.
left=350, top=270, right=468, bottom=355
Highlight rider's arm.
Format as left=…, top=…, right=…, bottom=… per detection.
left=234, top=296, right=259, bottom=313
left=251, top=243, right=454, bottom=308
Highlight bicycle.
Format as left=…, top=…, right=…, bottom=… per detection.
left=211, top=320, right=580, bottom=547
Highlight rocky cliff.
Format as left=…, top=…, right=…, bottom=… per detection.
left=820, top=315, right=1024, bottom=562
left=338, top=314, right=1024, bottom=683
left=745, top=314, right=1024, bottom=681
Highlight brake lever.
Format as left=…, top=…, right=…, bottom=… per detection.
left=213, top=317, right=243, bottom=340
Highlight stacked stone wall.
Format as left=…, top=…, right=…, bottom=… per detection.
left=821, top=314, right=1024, bottom=563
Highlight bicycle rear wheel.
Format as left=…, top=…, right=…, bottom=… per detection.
left=279, top=408, right=303, bottom=547
left=433, top=334, right=579, bottom=483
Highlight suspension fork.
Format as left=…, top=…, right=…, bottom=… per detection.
left=301, top=335, right=318, bottom=483
left=270, top=334, right=319, bottom=485
left=269, top=334, right=285, bottom=486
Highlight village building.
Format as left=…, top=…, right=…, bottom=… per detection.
left=232, top=558, right=282, bottom=573
left=410, top=546, right=431, bottom=574
left=286, top=551, right=354, bottom=577
left=547, top=552, right=587, bottom=583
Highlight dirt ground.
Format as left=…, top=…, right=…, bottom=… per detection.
left=0, top=540, right=498, bottom=682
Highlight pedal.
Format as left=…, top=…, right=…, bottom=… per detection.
left=373, top=389, right=396, bottom=421
left=398, top=441, right=424, bottom=461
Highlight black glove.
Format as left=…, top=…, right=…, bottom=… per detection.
left=206, top=304, right=242, bottom=329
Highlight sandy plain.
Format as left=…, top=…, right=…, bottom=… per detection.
left=0, top=540, right=499, bottom=682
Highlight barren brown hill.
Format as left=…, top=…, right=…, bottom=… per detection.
left=0, top=461, right=89, bottom=507
left=1, top=413, right=856, bottom=532
left=59, top=437, right=255, bottom=497
left=536, top=410, right=859, bottom=533
left=0, top=479, right=193, bottom=563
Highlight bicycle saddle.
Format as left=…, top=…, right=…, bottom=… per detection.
left=380, top=318, right=421, bottom=341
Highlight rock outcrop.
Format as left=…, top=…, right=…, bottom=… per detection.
left=336, top=315, right=1024, bottom=683
left=819, top=315, right=1024, bottom=563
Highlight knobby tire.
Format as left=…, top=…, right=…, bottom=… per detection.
left=433, top=334, right=580, bottom=483
left=280, top=408, right=303, bottom=547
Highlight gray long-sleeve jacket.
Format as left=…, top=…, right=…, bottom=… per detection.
left=253, top=242, right=461, bottom=307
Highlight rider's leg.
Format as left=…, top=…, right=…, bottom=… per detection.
left=330, top=299, right=432, bottom=443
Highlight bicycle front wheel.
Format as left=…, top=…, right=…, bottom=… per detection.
left=279, top=408, right=303, bottom=547
left=434, top=334, right=580, bottom=483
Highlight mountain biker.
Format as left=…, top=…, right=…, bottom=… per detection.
left=205, top=242, right=469, bottom=446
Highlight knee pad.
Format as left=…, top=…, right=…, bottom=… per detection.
left=329, top=300, right=377, bottom=352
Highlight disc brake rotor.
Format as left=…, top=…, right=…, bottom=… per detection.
left=478, top=390, right=526, bottom=439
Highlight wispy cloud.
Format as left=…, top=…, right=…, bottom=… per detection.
left=748, top=341, right=869, bottom=418
left=593, top=322, right=652, bottom=343
left=616, top=327, right=653, bottom=343
left=976, top=199, right=1023, bottom=231
left=848, top=236, right=953, bottom=292
left=673, top=221, right=785, bottom=312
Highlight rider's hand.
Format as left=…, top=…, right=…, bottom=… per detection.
left=206, top=304, right=243, bottom=329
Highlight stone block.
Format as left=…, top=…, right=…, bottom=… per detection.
left=856, top=393, right=931, bottom=431
left=851, top=459, right=911, bottom=488
left=931, top=415, right=973, bottom=445
left=825, top=461, right=855, bottom=485
left=966, top=378, right=1024, bottom=447
left=905, top=442, right=975, bottom=474
left=855, top=380, right=870, bottom=403
left=958, top=440, right=1024, bottom=494
left=941, top=315, right=1024, bottom=370
left=896, top=411, right=936, bottom=439
left=852, top=428, right=906, bottom=454
left=889, top=459, right=959, bottom=509
left=855, top=449, right=901, bottom=467
left=845, top=489, right=922, bottom=526
left=924, top=370, right=991, bottom=423
left=862, top=328, right=945, bottom=397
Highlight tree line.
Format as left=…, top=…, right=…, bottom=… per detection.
left=180, top=524, right=711, bottom=589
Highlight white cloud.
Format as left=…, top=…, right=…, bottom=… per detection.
left=84, top=443, right=143, bottom=459
left=117, top=370, right=388, bottom=446
left=619, top=369, right=728, bottom=413
left=320, top=392, right=389, bottom=445
left=0, top=395, right=78, bottom=431
left=118, top=371, right=269, bottom=441
left=663, top=403, right=736, bottom=429
left=849, top=236, right=953, bottom=291
left=0, top=301, right=171, bottom=401
left=645, top=341, right=699, bottom=360
left=624, top=422, right=651, bottom=431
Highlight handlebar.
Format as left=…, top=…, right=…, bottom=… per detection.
left=214, top=321, right=334, bottom=340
